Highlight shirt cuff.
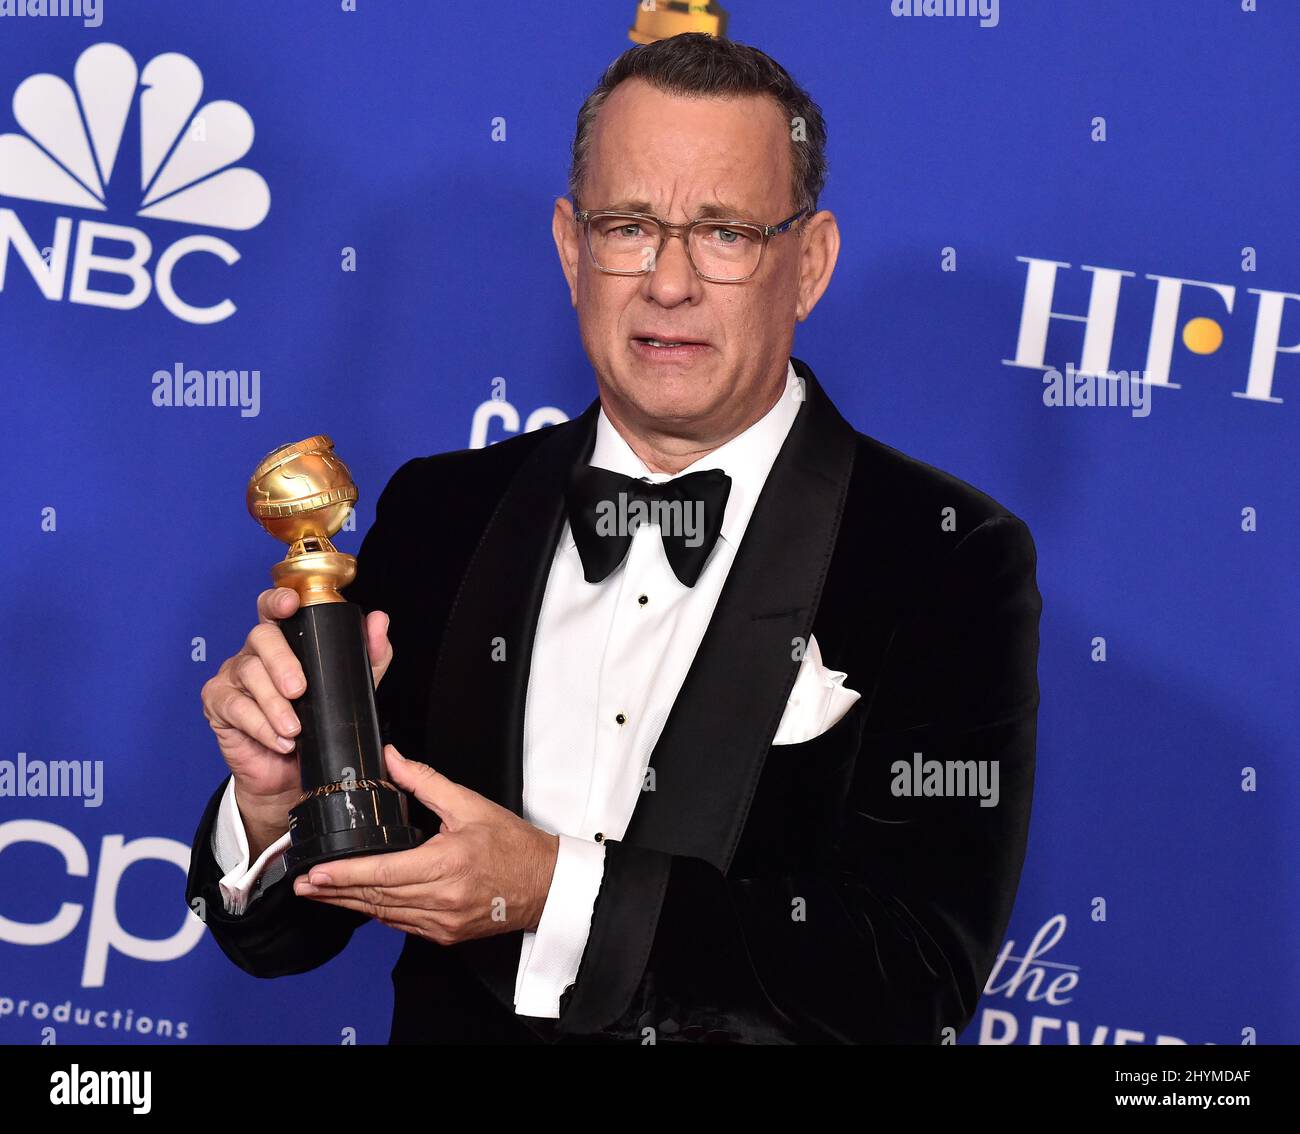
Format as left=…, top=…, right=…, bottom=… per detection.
left=513, top=833, right=606, bottom=1018
left=210, top=777, right=292, bottom=917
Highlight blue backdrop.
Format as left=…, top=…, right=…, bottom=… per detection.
left=1, top=0, right=1295, bottom=1045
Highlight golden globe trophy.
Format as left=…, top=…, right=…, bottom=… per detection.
left=627, top=0, right=728, bottom=44
left=247, top=435, right=421, bottom=878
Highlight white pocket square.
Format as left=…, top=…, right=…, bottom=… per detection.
left=772, top=632, right=861, bottom=745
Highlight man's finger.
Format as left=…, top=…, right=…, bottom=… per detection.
left=303, top=837, right=444, bottom=889
left=384, top=745, right=474, bottom=825
left=256, top=586, right=300, bottom=625
left=244, top=622, right=306, bottom=699
left=299, top=893, right=432, bottom=923
left=215, top=689, right=297, bottom=754
left=365, top=610, right=393, bottom=683
left=233, top=654, right=301, bottom=739
left=294, top=877, right=454, bottom=908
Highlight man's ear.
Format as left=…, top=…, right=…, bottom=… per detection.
left=552, top=196, right=580, bottom=308
left=795, top=209, right=841, bottom=323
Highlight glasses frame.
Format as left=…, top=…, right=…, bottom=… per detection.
left=573, top=205, right=810, bottom=283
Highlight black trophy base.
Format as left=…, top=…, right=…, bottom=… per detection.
left=283, top=781, right=423, bottom=881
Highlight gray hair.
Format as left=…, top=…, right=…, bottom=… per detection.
left=568, top=32, right=828, bottom=220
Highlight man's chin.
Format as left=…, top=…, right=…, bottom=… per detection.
left=603, top=379, right=689, bottom=415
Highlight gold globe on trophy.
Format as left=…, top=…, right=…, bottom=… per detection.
left=245, top=435, right=421, bottom=877
left=247, top=435, right=359, bottom=605
left=628, top=0, right=728, bottom=44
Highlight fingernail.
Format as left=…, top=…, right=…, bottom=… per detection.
left=276, top=736, right=296, bottom=752
left=287, top=676, right=305, bottom=694
left=309, top=871, right=332, bottom=886
left=294, top=879, right=315, bottom=894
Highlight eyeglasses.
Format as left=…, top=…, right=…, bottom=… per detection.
left=573, top=205, right=809, bottom=283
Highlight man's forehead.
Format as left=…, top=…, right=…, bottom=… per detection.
left=583, top=83, right=791, bottom=215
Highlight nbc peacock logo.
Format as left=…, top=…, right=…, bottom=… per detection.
left=0, top=42, right=270, bottom=324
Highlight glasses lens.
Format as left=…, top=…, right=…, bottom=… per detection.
left=689, top=222, right=763, bottom=280
left=588, top=214, right=662, bottom=274
left=587, top=215, right=763, bottom=280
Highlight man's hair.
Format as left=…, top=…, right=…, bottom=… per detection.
left=568, top=32, right=828, bottom=220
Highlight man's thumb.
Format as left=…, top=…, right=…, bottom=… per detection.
left=383, top=744, right=456, bottom=821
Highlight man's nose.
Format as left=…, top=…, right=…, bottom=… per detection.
left=645, top=229, right=701, bottom=298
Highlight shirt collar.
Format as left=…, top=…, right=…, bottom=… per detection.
left=566, top=359, right=803, bottom=551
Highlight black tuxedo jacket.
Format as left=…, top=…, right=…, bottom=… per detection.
left=186, top=356, right=1042, bottom=1045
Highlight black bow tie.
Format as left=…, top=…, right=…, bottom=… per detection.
left=564, top=464, right=733, bottom=587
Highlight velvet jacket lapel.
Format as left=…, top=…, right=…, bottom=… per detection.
left=424, top=356, right=858, bottom=1027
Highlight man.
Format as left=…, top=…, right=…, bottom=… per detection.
left=187, top=33, right=1041, bottom=1045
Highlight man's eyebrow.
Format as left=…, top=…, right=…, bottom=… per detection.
left=694, top=202, right=763, bottom=222
left=599, top=199, right=764, bottom=222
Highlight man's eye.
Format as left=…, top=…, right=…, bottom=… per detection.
left=704, top=226, right=752, bottom=245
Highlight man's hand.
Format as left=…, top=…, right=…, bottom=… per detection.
left=199, top=586, right=393, bottom=861
left=292, top=745, right=561, bottom=941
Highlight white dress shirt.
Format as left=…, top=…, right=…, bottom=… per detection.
left=212, top=358, right=807, bottom=1019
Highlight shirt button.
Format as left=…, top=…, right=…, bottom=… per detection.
left=594, top=832, right=604, bottom=842
left=615, top=712, right=627, bottom=725
left=637, top=594, right=649, bottom=606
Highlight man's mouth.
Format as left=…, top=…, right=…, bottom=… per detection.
left=631, top=335, right=710, bottom=355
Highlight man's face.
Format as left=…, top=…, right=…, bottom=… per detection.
left=553, top=78, right=839, bottom=456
